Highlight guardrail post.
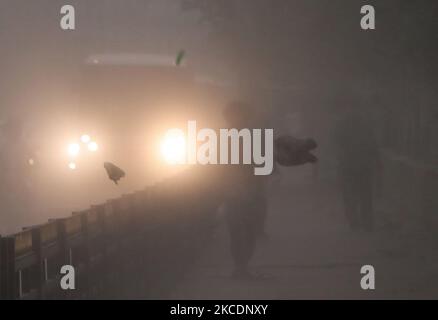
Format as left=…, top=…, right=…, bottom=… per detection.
left=80, top=213, right=91, bottom=298
left=93, top=204, right=108, bottom=297
left=0, top=235, right=2, bottom=298
left=31, top=228, right=44, bottom=299
left=56, top=219, right=69, bottom=265
left=102, top=200, right=118, bottom=297
left=95, top=205, right=107, bottom=251
left=56, top=219, right=68, bottom=299
left=0, top=237, right=16, bottom=299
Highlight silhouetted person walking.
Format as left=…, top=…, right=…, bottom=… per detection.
left=334, top=107, right=381, bottom=231
left=221, top=101, right=267, bottom=278
left=221, top=101, right=320, bottom=278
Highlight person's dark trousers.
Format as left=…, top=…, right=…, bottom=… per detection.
left=254, top=194, right=268, bottom=236
left=226, top=200, right=258, bottom=272
left=340, top=171, right=374, bottom=231
left=358, top=174, right=374, bottom=231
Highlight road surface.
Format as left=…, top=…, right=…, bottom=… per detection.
left=169, top=172, right=438, bottom=299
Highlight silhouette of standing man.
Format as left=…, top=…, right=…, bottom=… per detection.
left=334, top=106, right=381, bottom=231
left=221, top=101, right=267, bottom=279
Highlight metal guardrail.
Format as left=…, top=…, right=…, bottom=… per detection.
left=0, top=167, right=221, bottom=299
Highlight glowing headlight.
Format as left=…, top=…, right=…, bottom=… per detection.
left=160, top=129, right=186, bottom=164
left=81, top=134, right=91, bottom=143
left=68, top=143, right=80, bottom=157
left=88, top=141, right=98, bottom=152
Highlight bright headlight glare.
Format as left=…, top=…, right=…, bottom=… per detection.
left=68, top=143, right=80, bottom=157
left=88, top=141, right=98, bottom=152
left=81, top=134, right=91, bottom=143
left=161, top=129, right=186, bottom=164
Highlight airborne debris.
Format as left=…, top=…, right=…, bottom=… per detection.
left=274, top=135, right=318, bottom=166
left=104, top=162, right=126, bottom=185
left=176, top=50, right=185, bottom=66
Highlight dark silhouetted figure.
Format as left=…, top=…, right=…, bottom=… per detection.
left=104, top=162, right=126, bottom=185
left=221, top=101, right=318, bottom=279
left=334, top=108, right=381, bottom=231
left=221, top=101, right=267, bottom=279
